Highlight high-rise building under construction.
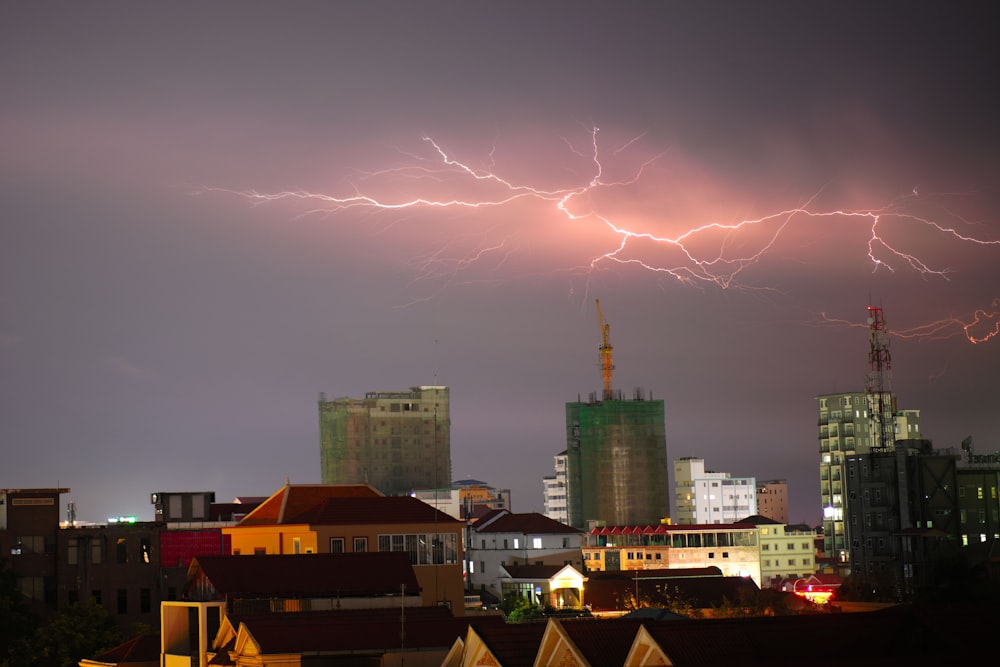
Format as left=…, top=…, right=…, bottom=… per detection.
left=563, top=300, right=670, bottom=530
left=565, top=391, right=670, bottom=530
left=318, top=386, right=451, bottom=497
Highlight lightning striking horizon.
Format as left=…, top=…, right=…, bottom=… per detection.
left=198, top=127, right=1000, bottom=344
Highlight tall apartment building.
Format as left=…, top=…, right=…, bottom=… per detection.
left=817, top=391, right=921, bottom=564
left=756, top=479, right=788, bottom=524
left=673, top=457, right=756, bottom=525
left=845, top=439, right=1000, bottom=600
left=542, top=451, right=569, bottom=524
left=565, top=391, right=669, bottom=530
left=318, top=386, right=451, bottom=497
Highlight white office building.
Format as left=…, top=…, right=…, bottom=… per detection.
left=673, top=457, right=756, bottom=524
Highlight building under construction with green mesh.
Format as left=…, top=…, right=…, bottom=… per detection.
left=318, top=386, right=451, bottom=497
left=565, top=389, right=670, bottom=530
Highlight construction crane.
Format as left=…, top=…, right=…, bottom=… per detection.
left=595, top=299, right=615, bottom=400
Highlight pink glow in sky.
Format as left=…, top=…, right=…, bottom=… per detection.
left=2, top=3, right=998, bottom=524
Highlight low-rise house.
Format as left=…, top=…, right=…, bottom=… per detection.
left=497, top=563, right=586, bottom=609
left=222, top=483, right=466, bottom=612
left=467, top=510, right=582, bottom=600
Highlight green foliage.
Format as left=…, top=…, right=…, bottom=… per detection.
left=29, top=601, right=124, bottom=667
left=0, top=557, right=40, bottom=667
left=712, top=587, right=815, bottom=617
left=501, top=593, right=543, bottom=623
left=615, top=582, right=702, bottom=618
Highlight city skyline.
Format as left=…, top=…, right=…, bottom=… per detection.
left=2, top=3, right=998, bottom=524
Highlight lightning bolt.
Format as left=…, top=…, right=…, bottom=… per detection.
left=197, top=127, right=1000, bottom=342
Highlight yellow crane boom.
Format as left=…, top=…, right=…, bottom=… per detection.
left=596, top=299, right=614, bottom=400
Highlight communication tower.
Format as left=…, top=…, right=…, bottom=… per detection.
left=865, top=304, right=895, bottom=450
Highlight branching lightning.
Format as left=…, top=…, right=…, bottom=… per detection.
left=199, top=127, right=1000, bottom=344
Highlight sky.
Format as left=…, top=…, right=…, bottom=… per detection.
left=2, top=2, right=998, bottom=525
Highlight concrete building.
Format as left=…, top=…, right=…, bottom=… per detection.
left=845, top=439, right=1000, bottom=600
left=411, top=479, right=511, bottom=522
left=565, top=390, right=669, bottom=530
left=582, top=522, right=762, bottom=588
left=755, top=479, right=788, bottom=524
left=0, top=487, right=69, bottom=616
left=740, top=515, right=817, bottom=588
left=673, top=458, right=756, bottom=525
left=466, top=509, right=582, bottom=601
left=817, top=391, right=922, bottom=564
left=318, top=386, right=451, bottom=497
left=222, top=483, right=467, bottom=613
left=542, top=451, right=568, bottom=524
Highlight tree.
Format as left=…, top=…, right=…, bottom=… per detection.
left=29, top=601, right=123, bottom=667
left=0, top=557, right=39, bottom=667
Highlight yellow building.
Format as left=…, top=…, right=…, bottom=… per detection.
left=582, top=523, right=761, bottom=587
left=222, top=484, right=466, bottom=613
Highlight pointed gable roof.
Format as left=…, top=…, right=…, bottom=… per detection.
left=467, top=621, right=547, bottom=667
left=235, top=607, right=500, bottom=655
left=237, top=484, right=383, bottom=526
left=560, top=618, right=644, bottom=667
left=82, top=634, right=161, bottom=665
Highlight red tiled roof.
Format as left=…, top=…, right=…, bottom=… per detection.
left=592, top=522, right=752, bottom=535
left=191, top=552, right=419, bottom=597
left=501, top=564, right=572, bottom=580
left=238, top=484, right=383, bottom=526
left=240, top=607, right=502, bottom=654
left=88, top=634, right=161, bottom=663
left=299, top=495, right=462, bottom=526
left=472, top=621, right=547, bottom=667
left=561, top=618, right=643, bottom=666
left=474, top=512, right=580, bottom=535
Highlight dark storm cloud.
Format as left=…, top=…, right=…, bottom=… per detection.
left=2, top=2, right=998, bottom=523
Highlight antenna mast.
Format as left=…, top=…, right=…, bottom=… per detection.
left=865, top=304, right=895, bottom=451
left=596, top=299, right=615, bottom=401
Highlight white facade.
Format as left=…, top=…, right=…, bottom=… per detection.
left=542, top=451, right=568, bottom=524
left=673, top=458, right=756, bottom=524
left=467, top=510, right=581, bottom=598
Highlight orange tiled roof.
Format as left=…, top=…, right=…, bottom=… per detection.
left=238, top=484, right=382, bottom=526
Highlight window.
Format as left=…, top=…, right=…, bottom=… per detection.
left=140, top=588, right=151, bottom=614
left=978, top=487, right=984, bottom=500
left=802, top=543, right=810, bottom=550
left=503, top=539, right=508, bottom=549
left=788, top=559, right=796, bottom=566
left=480, top=560, right=485, bottom=573
left=116, top=538, right=128, bottom=564
left=68, top=538, right=78, bottom=565
left=254, top=547, right=266, bottom=556
left=92, top=590, right=102, bottom=605
left=761, top=544, right=770, bottom=551
left=293, top=538, right=302, bottom=554
left=481, top=539, right=486, bottom=549
left=117, top=589, right=127, bottom=614
left=330, top=538, right=345, bottom=553
left=513, top=538, right=520, bottom=549
left=140, top=538, right=151, bottom=564
left=786, top=543, right=795, bottom=550
left=532, top=537, right=542, bottom=549
left=354, top=537, right=368, bottom=553
left=562, top=538, right=570, bottom=548
left=91, top=539, right=102, bottom=564
left=377, top=533, right=458, bottom=565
